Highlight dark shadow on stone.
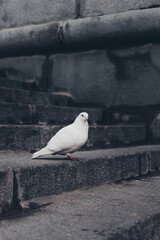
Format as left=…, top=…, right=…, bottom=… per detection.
left=31, top=157, right=68, bottom=161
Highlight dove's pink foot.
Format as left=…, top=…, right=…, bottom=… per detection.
left=67, top=154, right=79, bottom=161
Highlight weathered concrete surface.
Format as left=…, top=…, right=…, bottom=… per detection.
left=88, top=125, right=146, bottom=148
left=0, top=124, right=146, bottom=150
left=151, top=113, right=160, bottom=139
left=0, top=0, right=76, bottom=28
left=0, top=167, right=13, bottom=214
left=0, top=78, right=37, bottom=91
left=1, top=8, right=160, bottom=57
left=0, top=175, right=160, bottom=240
left=81, top=0, right=160, bottom=18
left=1, top=43, right=160, bottom=107
left=14, top=153, right=139, bottom=205
left=0, top=103, right=31, bottom=125
left=0, top=145, right=160, bottom=208
left=0, top=103, right=102, bottom=124
left=51, top=44, right=160, bottom=106
left=139, top=150, right=160, bottom=174
left=0, top=0, right=160, bottom=29
left=102, top=106, right=160, bottom=124
left=0, top=56, right=46, bottom=90
left=0, top=56, right=45, bottom=80
left=0, top=87, right=73, bottom=106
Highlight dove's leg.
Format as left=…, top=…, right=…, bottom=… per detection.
left=66, top=154, right=79, bottom=161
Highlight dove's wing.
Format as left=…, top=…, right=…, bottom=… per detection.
left=32, top=112, right=89, bottom=159
left=47, top=124, right=78, bottom=154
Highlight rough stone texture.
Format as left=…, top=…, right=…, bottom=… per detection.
left=0, top=167, right=13, bottom=214
left=135, top=147, right=160, bottom=175
left=1, top=34, right=160, bottom=108
left=0, top=0, right=160, bottom=29
left=139, top=152, right=150, bottom=175
left=149, top=151, right=160, bottom=172
left=1, top=44, right=160, bottom=108
left=0, top=102, right=102, bottom=125
left=102, top=106, right=160, bottom=125
left=0, top=78, right=37, bottom=91
left=0, top=56, right=46, bottom=90
left=81, top=0, right=160, bottom=18
left=0, top=125, right=61, bottom=151
left=0, top=87, right=73, bottom=106
left=0, top=147, right=144, bottom=205
left=0, top=0, right=76, bottom=28
left=14, top=153, right=139, bottom=204
left=51, top=50, right=114, bottom=103
left=151, top=113, right=160, bottom=139
left=88, top=125, right=146, bottom=148
left=0, top=103, right=31, bottom=125
left=1, top=171, right=160, bottom=240
left=51, top=44, right=160, bottom=106
left=0, top=124, right=146, bottom=151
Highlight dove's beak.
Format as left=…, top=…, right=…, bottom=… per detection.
left=84, top=117, right=88, bottom=121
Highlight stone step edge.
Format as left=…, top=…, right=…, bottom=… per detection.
left=0, top=86, right=73, bottom=98
left=0, top=81, right=37, bottom=91
left=0, top=87, right=74, bottom=106
left=0, top=124, right=146, bottom=150
left=0, top=102, right=103, bottom=124
left=21, top=173, right=160, bottom=212
left=0, top=144, right=160, bottom=214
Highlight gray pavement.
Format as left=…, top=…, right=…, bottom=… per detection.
left=0, top=175, right=160, bottom=240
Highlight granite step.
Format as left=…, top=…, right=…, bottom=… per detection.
left=0, top=102, right=102, bottom=124
left=0, top=78, right=37, bottom=91
left=0, top=87, right=73, bottom=106
left=103, top=105, right=160, bottom=125
left=0, top=145, right=160, bottom=214
left=1, top=175, right=160, bottom=240
left=0, top=124, right=146, bottom=150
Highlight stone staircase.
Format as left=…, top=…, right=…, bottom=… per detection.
left=0, top=77, right=149, bottom=151
left=1, top=4, right=160, bottom=239
left=1, top=75, right=160, bottom=240
left=0, top=76, right=160, bottom=206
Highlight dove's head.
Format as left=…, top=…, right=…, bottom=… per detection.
left=75, top=112, right=89, bottom=123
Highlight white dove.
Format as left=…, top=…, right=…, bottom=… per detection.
left=32, top=112, right=89, bottom=160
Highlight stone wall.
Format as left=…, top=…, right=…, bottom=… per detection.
left=1, top=43, right=160, bottom=107
left=0, top=0, right=160, bottom=28
left=50, top=44, right=160, bottom=106
left=80, top=0, right=160, bottom=18
left=1, top=1, right=160, bottom=108
left=0, top=0, right=76, bottom=28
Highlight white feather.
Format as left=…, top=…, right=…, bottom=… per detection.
left=32, top=146, right=53, bottom=159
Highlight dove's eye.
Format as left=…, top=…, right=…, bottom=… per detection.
left=82, top=114, right=84, bottom=117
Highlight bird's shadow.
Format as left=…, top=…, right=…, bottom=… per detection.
left=31, top=157, right=68, bottom=161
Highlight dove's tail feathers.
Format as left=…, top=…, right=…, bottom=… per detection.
left=31, top=146, right=53, bottom=159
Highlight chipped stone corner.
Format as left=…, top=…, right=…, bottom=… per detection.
left=0, top=168, right=14, bottom=214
